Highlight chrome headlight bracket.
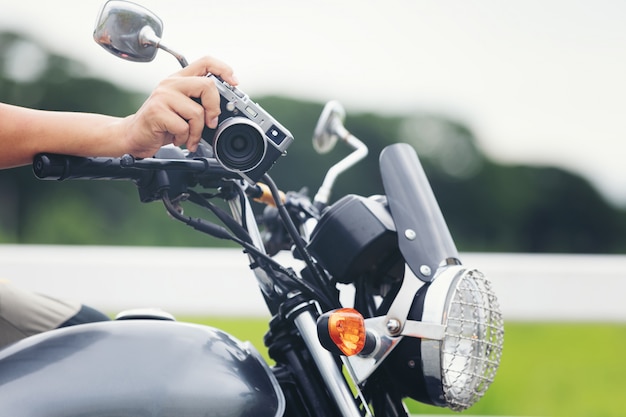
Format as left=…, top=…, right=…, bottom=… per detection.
left=346, top=263, right=445, bottom=383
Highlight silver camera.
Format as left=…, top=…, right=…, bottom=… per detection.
left=92, top=1, right=293, bottom=183
left=202, top=76, right=294, bottom=184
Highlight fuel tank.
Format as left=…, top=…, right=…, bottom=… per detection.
left=0, top=319, right=285, bottom=417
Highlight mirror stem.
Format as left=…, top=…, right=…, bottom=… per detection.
left=313, top=132, right=368, bottom=205
left=161, top=44, right=188, bottom=68
left=139, top=26, right=188, bottom=68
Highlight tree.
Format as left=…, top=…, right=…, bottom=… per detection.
left=2, top=31, right=625, bottom=253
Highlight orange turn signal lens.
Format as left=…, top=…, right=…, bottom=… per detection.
left=318, top=308, right=366, bottom=356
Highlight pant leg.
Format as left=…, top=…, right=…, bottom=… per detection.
left=0, top=280, right=107, bottom=348
left=58, top=304, right=109, bottom=328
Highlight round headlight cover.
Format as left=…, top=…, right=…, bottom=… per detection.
left=422, top=267, right=504, bottom=410
left=381, top=266, right=504, bottom=411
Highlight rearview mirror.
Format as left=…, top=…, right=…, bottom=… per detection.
left=93, top=0, right=163, bottom=63
left=312, top=101, right=348, bottom=154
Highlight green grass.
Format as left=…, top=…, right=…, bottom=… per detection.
left=179, top=317, right=626, bottom=417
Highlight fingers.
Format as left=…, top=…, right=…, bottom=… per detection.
left=157, top=84, right=208, bottom=151
left=176, top=55, right=238, bottom=86
left=170, top=56, right=239, bottom=150
left=145, top=56, right=237, bottom=153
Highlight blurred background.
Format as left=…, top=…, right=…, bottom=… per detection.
left=0, top=1, right=625, bottom=416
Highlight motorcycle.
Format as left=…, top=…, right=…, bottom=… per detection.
left=0, top=1, right=504, bottom=416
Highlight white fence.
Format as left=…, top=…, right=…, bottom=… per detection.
left=1, top=244, right=625, bottom=321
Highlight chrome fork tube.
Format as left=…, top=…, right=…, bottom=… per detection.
left=227, top=190, right=279, bottom=297
left=230, top=185, right=365, bottom=415
left=227, top=193, right=266, bottom=252
left=291, top=307, right=368, bottom=417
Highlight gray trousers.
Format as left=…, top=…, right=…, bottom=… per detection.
left=0, top=280, right=108, bottom=348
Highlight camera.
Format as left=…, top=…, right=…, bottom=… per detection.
left=201, top=75, right=294, bottom=184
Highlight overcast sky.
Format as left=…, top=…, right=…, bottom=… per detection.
left=2, top=0, right=626, bottom=206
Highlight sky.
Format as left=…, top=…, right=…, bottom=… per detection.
left=2, top=0, right=626, bottom=206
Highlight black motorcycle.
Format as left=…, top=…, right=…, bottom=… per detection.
left=0, top=2, right=504, bottom=416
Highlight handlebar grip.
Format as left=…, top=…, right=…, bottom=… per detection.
left=33, top=153, right=150, bottom=183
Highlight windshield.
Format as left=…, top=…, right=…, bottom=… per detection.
left=379, top=143, right=459, bottom=282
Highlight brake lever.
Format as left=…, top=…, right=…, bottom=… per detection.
left=120, top=154, right=211, bottom=172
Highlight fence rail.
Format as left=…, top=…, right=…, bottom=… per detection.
left=1, top=244, right=624, bottom=321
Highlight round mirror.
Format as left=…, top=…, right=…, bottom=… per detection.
left=93, top=0, right=164, bottom=62
left=312, top=100, right=347, bottom=154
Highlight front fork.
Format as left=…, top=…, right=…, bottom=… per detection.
left=227, top=184, right=367, bottom=417
left=265, top=298, right=367, bottom=417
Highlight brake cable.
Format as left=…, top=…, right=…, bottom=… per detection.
left=160, top=190, right=336, bottom=309
left=186, top=189, right=253, bottom=245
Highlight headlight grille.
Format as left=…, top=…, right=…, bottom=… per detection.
left=442, top=269, right=504, bottom=411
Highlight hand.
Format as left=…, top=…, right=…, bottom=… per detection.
left=121, top=56, right=238, bottom=158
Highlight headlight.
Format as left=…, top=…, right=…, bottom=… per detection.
left=423, top=267, right=504, bottom=410
left=380, top=266, right=504, bottom=411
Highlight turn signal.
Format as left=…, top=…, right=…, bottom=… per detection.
left=317, top=308, right=366, bottom=356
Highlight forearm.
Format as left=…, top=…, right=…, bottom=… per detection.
left=0, top=57, right=238, bottom=170
left=0, top=104, right=128, bottom=169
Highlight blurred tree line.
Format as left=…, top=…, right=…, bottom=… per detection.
left=1, top=31, right=625, bottom=253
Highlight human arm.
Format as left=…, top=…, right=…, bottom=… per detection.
left=0, top=56, right=237, bottom=169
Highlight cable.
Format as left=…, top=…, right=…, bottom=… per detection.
left=160, top=191, right=335, bottom=309
left=187, top=189, right=252, bottom=244
left=262, top=174, right=338, bottom=307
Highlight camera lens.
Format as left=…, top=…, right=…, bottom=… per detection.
left=214, top=117, right=266, bottom=172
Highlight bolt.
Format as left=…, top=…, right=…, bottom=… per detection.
left=404, top=229, right=416, bottom=240
left=420, top=265, right=432, bottom=276
left=386, top=318, right=402, bottom=335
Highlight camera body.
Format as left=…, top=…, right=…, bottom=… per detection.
left=201, top=75, right=294, bottom=184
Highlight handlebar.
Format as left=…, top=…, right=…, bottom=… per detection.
left=33, top=153, right=151, bottom=183
left=33, top=152, right=239, bottom=181
left=32, top=152, right=245, bottom=202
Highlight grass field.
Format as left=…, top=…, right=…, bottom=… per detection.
left=180, top=317, right=626, bottom=417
